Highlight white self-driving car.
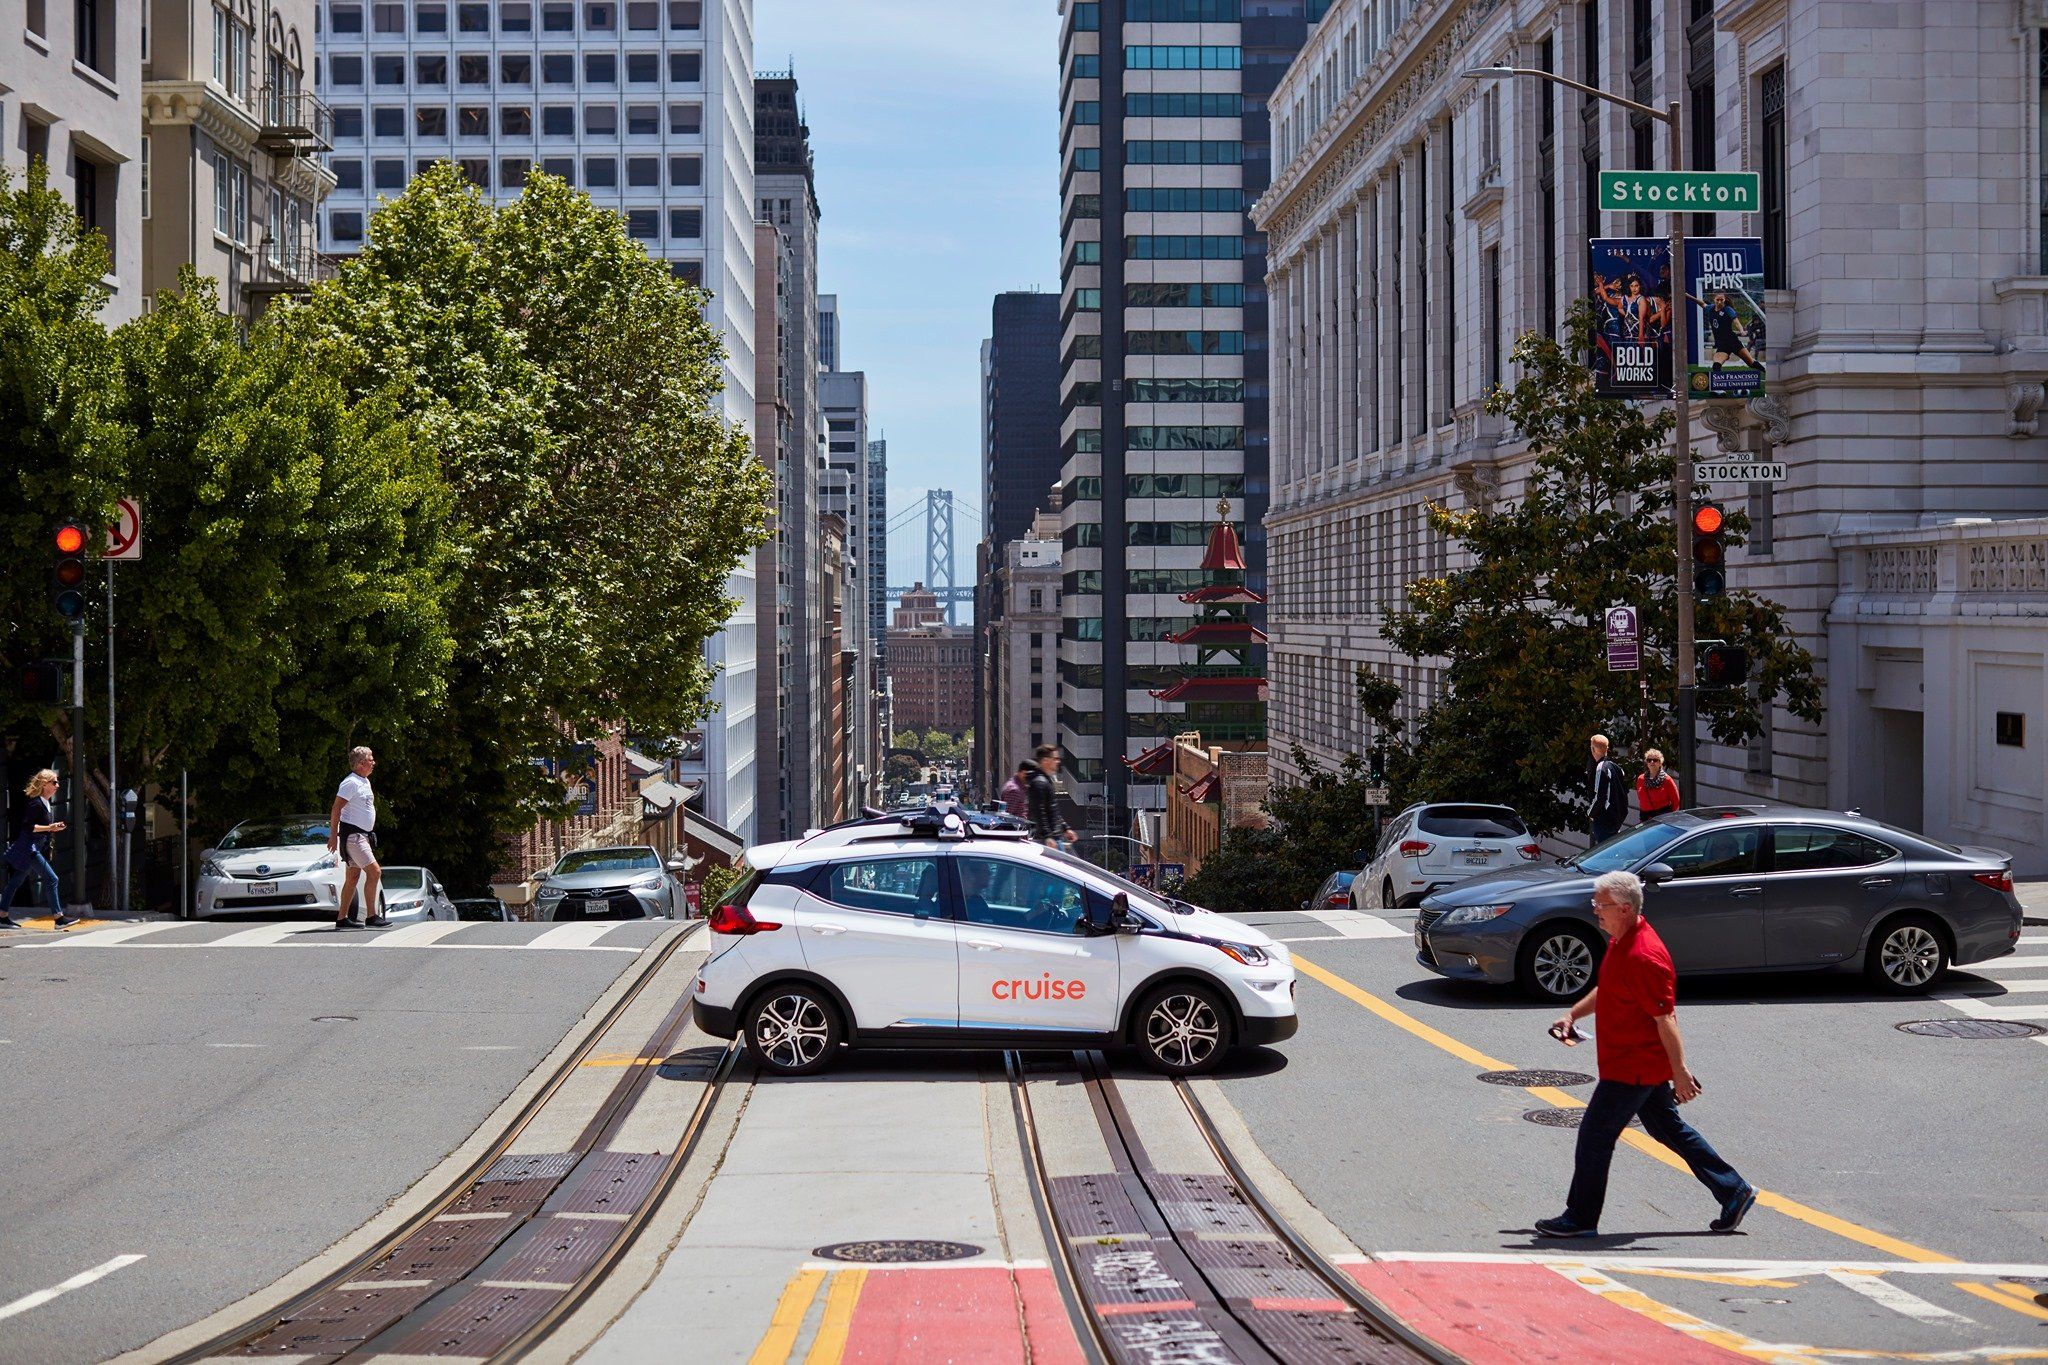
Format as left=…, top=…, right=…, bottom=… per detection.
left=692, top=807, right=1298, bottom=1077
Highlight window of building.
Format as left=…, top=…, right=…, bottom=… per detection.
left=371, top=1, right=403, bottom=31
left=671, top=258, right=702, bottom=285
left=501, top=1, right=530, bottom=29
left=500, top=105, right=532, bottom=136
left=373, top=105, right=406, bottom=137
left=1125, top=330, right=1244, bottom=355
left=71, top=153, right=104, bottom=240
left=1124, top=91, right=1238, bottom=118
left=1760, top=65, right=1787, bottom=289
left=668, top=154, right=701, bottom=186
left=402, top=54, right=439, bottom=86
left=669, top=102, right=702, bottom=134
left=1072, top=101, right=1100, bottom=126
left=415, top=1, right=446, bottom=30
left=668, top=206, right=701, bottom=239
left=586, top=0, right=615, bottom=27
left=584, top=52, right=616, bottom=83
left=1125, top=140, right=1241, bottom=165
left=584, top=103, right=617, bottom=137
left=626, top=207, right=658, bottom=239
left=1069, top=147, right=1100, bottom=173
left=1124, top=282, right=1243, bottom=308
left=626, top=103, right=658, bottom=135
left=541, top=104, right=575, bottom=136
left=369, top=54, right=401, bottom=86
left=1123, top=45, right=1239, bottom=70
left=330, top=208, right=364, bottom=242
left=231, top=160, right=249, bottom=242
left=669, top=51, right=701, bottom=82
left=459, top=53, right=489, bottom=84
left=372, top=157, right=405, bottom=189
left=542, top=53, right=573, bottom=83
left=1028, top=589, right=1044, bottom=610
left=457, top=1, right=487, bottom=30
left=501, top=53, right=532, bottom=84
left=457, top=157, right=489, bottom=186
left=625, top=155, right=657, bottom=186
left=584, top=156, right=616, bottom=187
left=625, top=0, right=655, bottom=26
left=626, top=52, right=657, bottom=83
left=541, top=156, right=574, bottom=182
left=330, top=3, right=362, bottom=32
left=331, top=53, right=364, bottom=85
left=540, top=0, right=572, bottom=28
left=334, top=106, right=364, bottom=139
left=669, top=0, right=699, bottom=27
left=1071, top=53, right=1099, bottom=78
left=414, top=106, right=447, bottom=137
left=500, top=156, right=531, bottom=186
left=1124, top=235, right=1244, bottom=260
left=1484, top=245, right=1502, bottom=391
left=1072, top=1, right=1099, bottom=29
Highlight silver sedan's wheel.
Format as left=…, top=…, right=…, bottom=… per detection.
left=1520, top=925, right=1599, bottom=1002
left=744, top=987, right=841, bottom=1075
left=1138, top=984, right=1229, bottom=1075
left=1867, top=917, right=1948, bottom=995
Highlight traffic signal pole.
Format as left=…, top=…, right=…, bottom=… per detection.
left=1667, top=98, right=1699, bottom=808
left=71, top=619, right=88, bottom=902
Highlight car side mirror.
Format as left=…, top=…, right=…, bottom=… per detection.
left=1641, top=862, right=1675, bottom=886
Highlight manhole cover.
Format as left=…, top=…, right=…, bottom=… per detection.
left=1896, top=1018, right=2046, bottom=1040
left=812, top=1240, right=982, bottom=1264
left=1522, top=1109, right=1641, bottom=1130
left=1481, top=1069, right=1595, bottom=1087
left=313, top=1015, right=357, bottom=1023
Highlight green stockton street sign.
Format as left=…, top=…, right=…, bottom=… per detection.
left=1599, top=169, right=1762, bottom=213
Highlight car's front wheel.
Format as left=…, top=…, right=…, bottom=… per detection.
left=1517, top=922, right=1601, bottom=1002
left=1865, top=914, right=1949, bottom=995
left=743, top=985, right=842, bottom=1076
left=1134, top=983, right=1231, bottom=1075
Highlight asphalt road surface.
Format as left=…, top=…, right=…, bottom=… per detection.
left=1218, top=899, right=2048, bottom=1360
left=0, top=918, right=669, bottom=1365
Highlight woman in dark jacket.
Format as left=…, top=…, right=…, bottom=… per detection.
left=2, top=769, right=74, bottom=929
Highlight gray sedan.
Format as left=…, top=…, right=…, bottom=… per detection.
left=1415, top=804, right=2023, bottom=1002
left=534, top=846, right=681, bottom=921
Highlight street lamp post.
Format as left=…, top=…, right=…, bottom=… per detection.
left=1463, top=68, right=1698, bottom=804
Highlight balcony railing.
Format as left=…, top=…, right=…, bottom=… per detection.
left=249, top=241, right=339, bottom=295
left=257, top=87, right=333, bottom=153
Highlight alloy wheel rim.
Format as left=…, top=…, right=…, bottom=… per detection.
left=1147, top=994, right=1220, bottom=1069
left=1882, top=926, right=1940, bottom=986
left=1534, top=935, right=1593, bottom=996
left=757, top=994, right=830, bottom=1068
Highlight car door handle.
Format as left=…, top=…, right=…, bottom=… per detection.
left=1860, top=876, right=1896, bottom=888
left=966, top=938, right=1002, bottom=951
left=1730, top=885, right=1763, bottom=897
left=809, top=924, right=846, bottom=936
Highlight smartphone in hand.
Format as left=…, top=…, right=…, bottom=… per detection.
left=1548, top=1020, right=1585, bottom=1045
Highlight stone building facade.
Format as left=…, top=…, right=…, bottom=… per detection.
left=1254, top=0, right=2048, bottom=859
left=983, top=512, right=1064, bottom=786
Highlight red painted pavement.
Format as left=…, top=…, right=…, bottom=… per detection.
left=1344, top=1260, right=1752, bottom=1365
left=838, top=1266, right=1085, bottom=1365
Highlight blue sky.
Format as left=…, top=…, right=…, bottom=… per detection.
left=753, top=0, right=1061, bottom=596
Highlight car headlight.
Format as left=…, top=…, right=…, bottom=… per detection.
left=629, top=875, right=665, bottom=892
left=1210, top=938, right=1270, bottom=967
left=303, top=853, right=338, bottom=874
left=1438, top=903, right=1514, bottom=927
left=536, top=885, right=566, bottom=901
left=200, top=858, right=226, bottom=880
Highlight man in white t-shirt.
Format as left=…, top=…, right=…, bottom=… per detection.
left=327, top=746, right=386, bottom=929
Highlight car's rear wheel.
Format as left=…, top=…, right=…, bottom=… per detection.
left=743, top=984, right=842, bottom=1076
left=1517, top=923, right=1601, bottom=1003
left=1134, top=982, right=1231, bottom=1075
left=1865, top=914, right=1949, bottom=995
left=1381, top=878, right=1399, bottom=911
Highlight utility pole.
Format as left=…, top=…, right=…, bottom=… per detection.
left=106, top=562, right=120, bottom=911
left=72, top=619, right=88, bottom=901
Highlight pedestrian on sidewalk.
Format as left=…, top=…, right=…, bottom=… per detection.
left=327, top=746, right=388, bottom=930
left=1, top=769, right=75, bottom=929
left=1636, top=749, right=1681, bottom=823
left=999, top=761, right=1032, bottom=818
left=1587, top=734, right=1628, bottom=846
left=1025, top=745, right=1075, bottom=852
left=1536, top=870, right=1756, bottom=1240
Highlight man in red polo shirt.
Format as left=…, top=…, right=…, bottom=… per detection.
left=1536, top=870, right=1755, bottom=1238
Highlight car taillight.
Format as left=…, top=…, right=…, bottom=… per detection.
left=1517, top=843, right=1541, bottom=861
left=1327, top=893, right=1350, bottom=906
left=1399, top=840, right=1433, bottom=856
left=1973, top=871, right=2015, bottom=895
left=708, top=902, right=781, bottom=934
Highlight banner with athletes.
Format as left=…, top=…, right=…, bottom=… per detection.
left=1588, top=238, right=1672, bottom=397
left=1683, top=237, right=1767, bottom=400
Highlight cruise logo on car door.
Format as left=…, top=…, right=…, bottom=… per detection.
left=991, top=974, right=1088, bottom=1002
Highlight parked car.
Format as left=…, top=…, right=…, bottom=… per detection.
left=451, top=897, right=514, bottom=922
left=1356, top=803, right=1542, bottom=911
left=1304, top=870, right=1356, bottom=912
left=1414, top=805, right=2023, bottom=1002
left=378, top=867, right=456, bottom=923
left=534, top=846, right=682, bottom=921
left=196, top=816, right=343, bottom=918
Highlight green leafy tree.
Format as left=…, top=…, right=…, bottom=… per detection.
left=304, top=167, right=771, bottom=885
left=1381, top=301, right=1822, bottom=835
left=1179, top=746, right=1386, bottom=914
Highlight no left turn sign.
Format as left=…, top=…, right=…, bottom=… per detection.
left=106, top=498, right=142, bottom=561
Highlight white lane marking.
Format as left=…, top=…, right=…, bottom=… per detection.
left=365, top=921, right=469, bottom=948
left=1551, top=1265, right=1801, bottom=1363
left=32, top=937, right=642, bottom=954
left=1955, top=979, right=2048, bottom=994
left=462, top=1045, right=520, bottom=1051
left=1941, top=996, right=2048, bottom=1023
left=207, top=922, right=328, bottom=947
left=54, top=922, right=187, bottom=946
left=0, top=1254, right=147, bottom=1322
left=1355, top=1252, right=2048, bottom=1278
left=1969, top=955, right=2048, bottom=974
left=523, top=922, right=623, bottom=952
left=1825, top=1269, right=1977, bottom=1324
left=1301, top=908, right=1408, bottom=940
left=205, top=1043, right=265, bottom=1049
left=1275, top=934, right=1371, bottom=943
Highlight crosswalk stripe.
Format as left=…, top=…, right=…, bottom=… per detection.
left=1940, top=995, right=2048, bottom=1023
left=59, top=922, right=188, bottom=946
left=1968, top=956, right=2048, bottom=975
left=1301, top=908, right=1407, bottom=940
left=1825, top=1269, right=1977, bottom=1324
left=365, top=921, right=470, bottom=948
left=208, top=922, right=330, bottom=946
left=523, top=922, right=625, bottom=951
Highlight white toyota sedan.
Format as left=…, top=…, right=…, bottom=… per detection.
left=692, top=808, right=1298, bottom=1076
left=196, top=815, right=346, bottom=917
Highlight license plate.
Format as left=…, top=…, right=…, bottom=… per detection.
left=1459, top=851, right=1492, bottom=866
left=1414, top=928, right=1426, bottom=951
left=250, top=880, right=277, bottom=894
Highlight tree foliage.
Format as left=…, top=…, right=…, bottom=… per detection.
left=1179, top=747, right=1385, bottom=914
left=1379, top=301, right=1822, bottom=835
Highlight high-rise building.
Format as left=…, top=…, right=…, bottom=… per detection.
left=865, top=436, right=889, bottom=654
left=821, top=366, right=873, bottom=809
left=817, top=289, right=838, bottom=371
left=754, top=69, right=822, bottom=836
left=313, top=0, right=763, bottom=840
left=985, top=509, right=1064, bottom=791
left=1054, top=0, right=1314, bottom=830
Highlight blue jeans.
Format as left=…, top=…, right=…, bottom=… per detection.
left=1565, top=1079, right=1747, bottom=1229
left=1, top=848, right=63, bottom=916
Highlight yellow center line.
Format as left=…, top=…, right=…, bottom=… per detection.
left=580, top=1054, right=665, bottom=1068
left=1958, top=1281, right=2048, bottom=1323
left=748, top=1268, right=826, bottom=1365
left=1613, top=1265, right=1802, bottom=1289
left=803, top=1268, right=868, bottom=1364
left=1293, top=953, right=1958, bottom=1265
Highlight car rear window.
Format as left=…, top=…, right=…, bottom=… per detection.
left=1417, top=806, right=1527, bottom=838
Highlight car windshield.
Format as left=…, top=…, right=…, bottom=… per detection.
left=1417, top=805, right=1528, bottom=838
left=382, top=868, right=425, bottom=891
left=220, top=818, right=329, bottom=849
left=1042, top=847, right=1179, bottom=919
left=555, top=848, right=659, bottom=875
left=1577, top=820, right=1690, bottom=873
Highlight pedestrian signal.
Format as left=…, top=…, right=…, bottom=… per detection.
left=52, top=521, right=88, bottom=620
left=20, top=661, right=63, bottom=704
left=1692, top=502, right=1727, bottom=599
left=1699, top=641, right=1751, bottom=688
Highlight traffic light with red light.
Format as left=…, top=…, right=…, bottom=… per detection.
left=19, top=661, right=63, bottom=704
left=51, top=521, right=87, bottom=620
left=1692, top=501, right=1727, bottom=599
left=1699, top=640, right=1751, bottom=688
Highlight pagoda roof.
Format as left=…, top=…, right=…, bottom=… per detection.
left=1179, top=584, right=1266, bottom=606
left=1148, top=677, right=1269, bottom=704
left=1200, top=518, right=1247, bottom=572
left=1181, top=771, right=1221, bottom=803
left=1122, top=740, right=1175, bottom=775
left=1169, top=621, right=1269, bottom=647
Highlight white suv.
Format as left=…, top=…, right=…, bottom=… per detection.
left=692, top=809, right=1298, bottom=1076
left=1355, top=803, right=1542, bottom=911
